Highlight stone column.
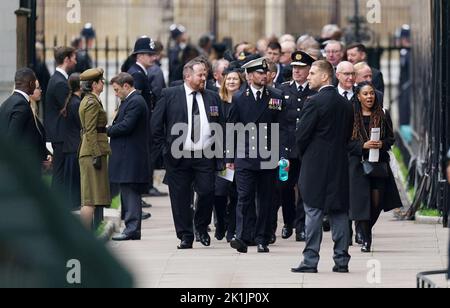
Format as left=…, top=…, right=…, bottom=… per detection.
left=0, top=0, right=19, bottom=103
left=265, top=0, right=286, bottom=37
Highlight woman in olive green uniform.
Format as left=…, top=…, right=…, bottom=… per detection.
left=78, top=68, right=112, bottom=229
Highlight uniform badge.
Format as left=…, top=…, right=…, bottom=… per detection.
left=268, top=98, right=282, bottom=111
left=295, top=53, right=303, bottom=61
left=285, top=95, right=290, bottom=100
left=210, top=106, right=219, bottom=117
left=245, top=88, right=250, bottom=97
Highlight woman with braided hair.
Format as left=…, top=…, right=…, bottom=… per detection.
left=348, top=81, right=402, bottom=253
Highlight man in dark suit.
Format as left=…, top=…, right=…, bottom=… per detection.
left=276, top=51, right=317, bottom=243
left=228, top=57, right=287, bottom=254
left=0, top=68, right=46, bottom=173
left=152, top=58, right=225, bottom=249
left=292, top=60, right=354, bottom=274
left=266, top=42, right=284, bottom=85
left=44, top=47, right=77, bottom=191
left=346, top=43, right=385, bottom=93
left=108, top=73, right=150, bottom=241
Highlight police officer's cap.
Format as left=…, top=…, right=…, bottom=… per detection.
left=170, top=24, right=186, bottom=40
left=81, top=23, right=96, bottom=39
left=291, top=51, right=315, bottom=67
left=242, top=57, right=269, bottom=73
left=132, top=37, right=157, bottom=55
left=80, top=68, right=104, bottom=81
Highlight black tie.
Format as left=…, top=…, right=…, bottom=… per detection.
left=256, top=90, right=262, bottom=102
left=343, top=91, right=349, bottom=101
left=298, top=85, right=303, bottom=94
left=191, top=92, right=201, bottom=144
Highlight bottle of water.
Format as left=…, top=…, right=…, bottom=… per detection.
left=279, top=159, right=289, bottom=182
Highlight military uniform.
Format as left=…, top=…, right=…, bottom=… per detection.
left=78, top=69, right=111, bottom=207
left=228, top=58, right=288, bottom=253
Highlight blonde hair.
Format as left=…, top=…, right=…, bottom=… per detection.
left=219, top=71, right=245, bottom=103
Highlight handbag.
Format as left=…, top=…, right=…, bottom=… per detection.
left=362, top=160, right=389, bottom=178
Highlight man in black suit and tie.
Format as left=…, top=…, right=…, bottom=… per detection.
left=228, top=57, right=287, bottom=254
left=152, top=58, right=225, bottom=249
left=108, top=73, right=150, bottom=241
left=0, top=68, right=46, bottom=173
left=45, top=47, right=77, bottom=191
left=292, top=60, right=354, bottom=274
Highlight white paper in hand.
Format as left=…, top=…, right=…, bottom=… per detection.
left=369, top=128, right=381, bottom=162
left=218, top=168, right=235, bottom=182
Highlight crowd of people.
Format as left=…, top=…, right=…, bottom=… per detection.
left=0, top=23, right=407, bottom=273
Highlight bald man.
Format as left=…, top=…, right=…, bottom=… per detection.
left=336, top=61, right=356, bottom=101
left=354, top=62, right=384, bottom=105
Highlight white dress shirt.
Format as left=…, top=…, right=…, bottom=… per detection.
left=250, top=84, right=264, bottom=101
left=56, top=67, right=69, bottom=80
left=295, top=81, right=309, bottom=92
left=338, top=85, right=354, bottom=101
left=136, top=62, right=148, bottom=76
left=183, top=84, right=213, bottom=151
left=14, top=89, right=30, bottom=102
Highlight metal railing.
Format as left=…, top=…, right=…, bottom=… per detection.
left=417, top=270, right=448, bottom=288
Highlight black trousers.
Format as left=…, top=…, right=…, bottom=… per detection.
left=120, top=183, right=143, bottom=237
left=167, top=157, right=215, bottom=243
left=271, top=159, right=305, bottom=233
left=51, top=142, right=65, bottom=192
left=236, top=168, right=276, bottom=245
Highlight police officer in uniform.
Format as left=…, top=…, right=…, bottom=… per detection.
left=228, top=57, right=287, bottom=254
left=74, top=23, right=95, bottom=74
left=275, top=51, right=317, bottom=242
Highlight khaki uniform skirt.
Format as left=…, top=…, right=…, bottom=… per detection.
left=79, top=155, right=111, bottom=207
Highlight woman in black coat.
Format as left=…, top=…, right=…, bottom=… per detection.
left=214, top=64, right=245, bottom=242
left=348, top=82, right=402, bottom=253
left=61, top=73, right=82, bottom=211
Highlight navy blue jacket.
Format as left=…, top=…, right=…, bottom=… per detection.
left=45, top=71, right=69, bottom=143
left=228, top=86, right=288, bottom=171
left=279, top=81, right=317, bottom=159
left=108, top=91, right=149, bottom=184
left=63, top=95, right=82, bottom=154
left=128, top=63, right=155, bottom=112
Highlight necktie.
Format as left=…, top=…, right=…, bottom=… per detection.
left=256, top=90, right=262, bottom=102
left=298, top=85, right=303, bottom=94
left=191, top=92, right=201, bottom=144
left=343, top=91, right=349, bottom=101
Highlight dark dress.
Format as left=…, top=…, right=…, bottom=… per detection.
left=348, top=111, right=403, bottom=221
left=63, top=95, right=82, bottom=210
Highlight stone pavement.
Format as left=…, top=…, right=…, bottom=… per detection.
left=108, top=184, right=449, bottom=289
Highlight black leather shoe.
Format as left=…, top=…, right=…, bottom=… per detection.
left=257, top=244, right=270, bottom=253
left=147, top=188, right=168, bottom=197
left=112, top=233, right=141, bottom=241
left=177, top=240, right=193, bottom=250
left=282, top=225, right=293, bottom=239
left=142, top=212, right=151, bottom=220
left=215, top=230, right=225, bottom=241
left=141, top=200, right=152, bottom=208
left=333, top=265, right=349, bottom=273
left=269, top=233, right=277, bottom=245
left=291, top=265, right=318, bottom=273
left=361, top=243, right=371, bottom=253
left=296, top=232, right=306, bottom=242
left=355, top=232, right=364, bottom=245
left=199, top=233, right=211, bottom=247
left=230, top=238, right=248, bottom=253
left=323, top=218, right=331, bottom=232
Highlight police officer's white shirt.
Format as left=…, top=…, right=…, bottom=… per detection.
left=184, top=83, right=214, bottom=151
left=338, top=85, right=354, bottom=100
left=56, top=67, right=69, bottom=80
left=295, top=81, right=309, bottom=91
left=250, top=84, right=264, bottom=101
left=136, top=62, right=149, bottom=76
left=13, top=89, right=30, bottom=103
